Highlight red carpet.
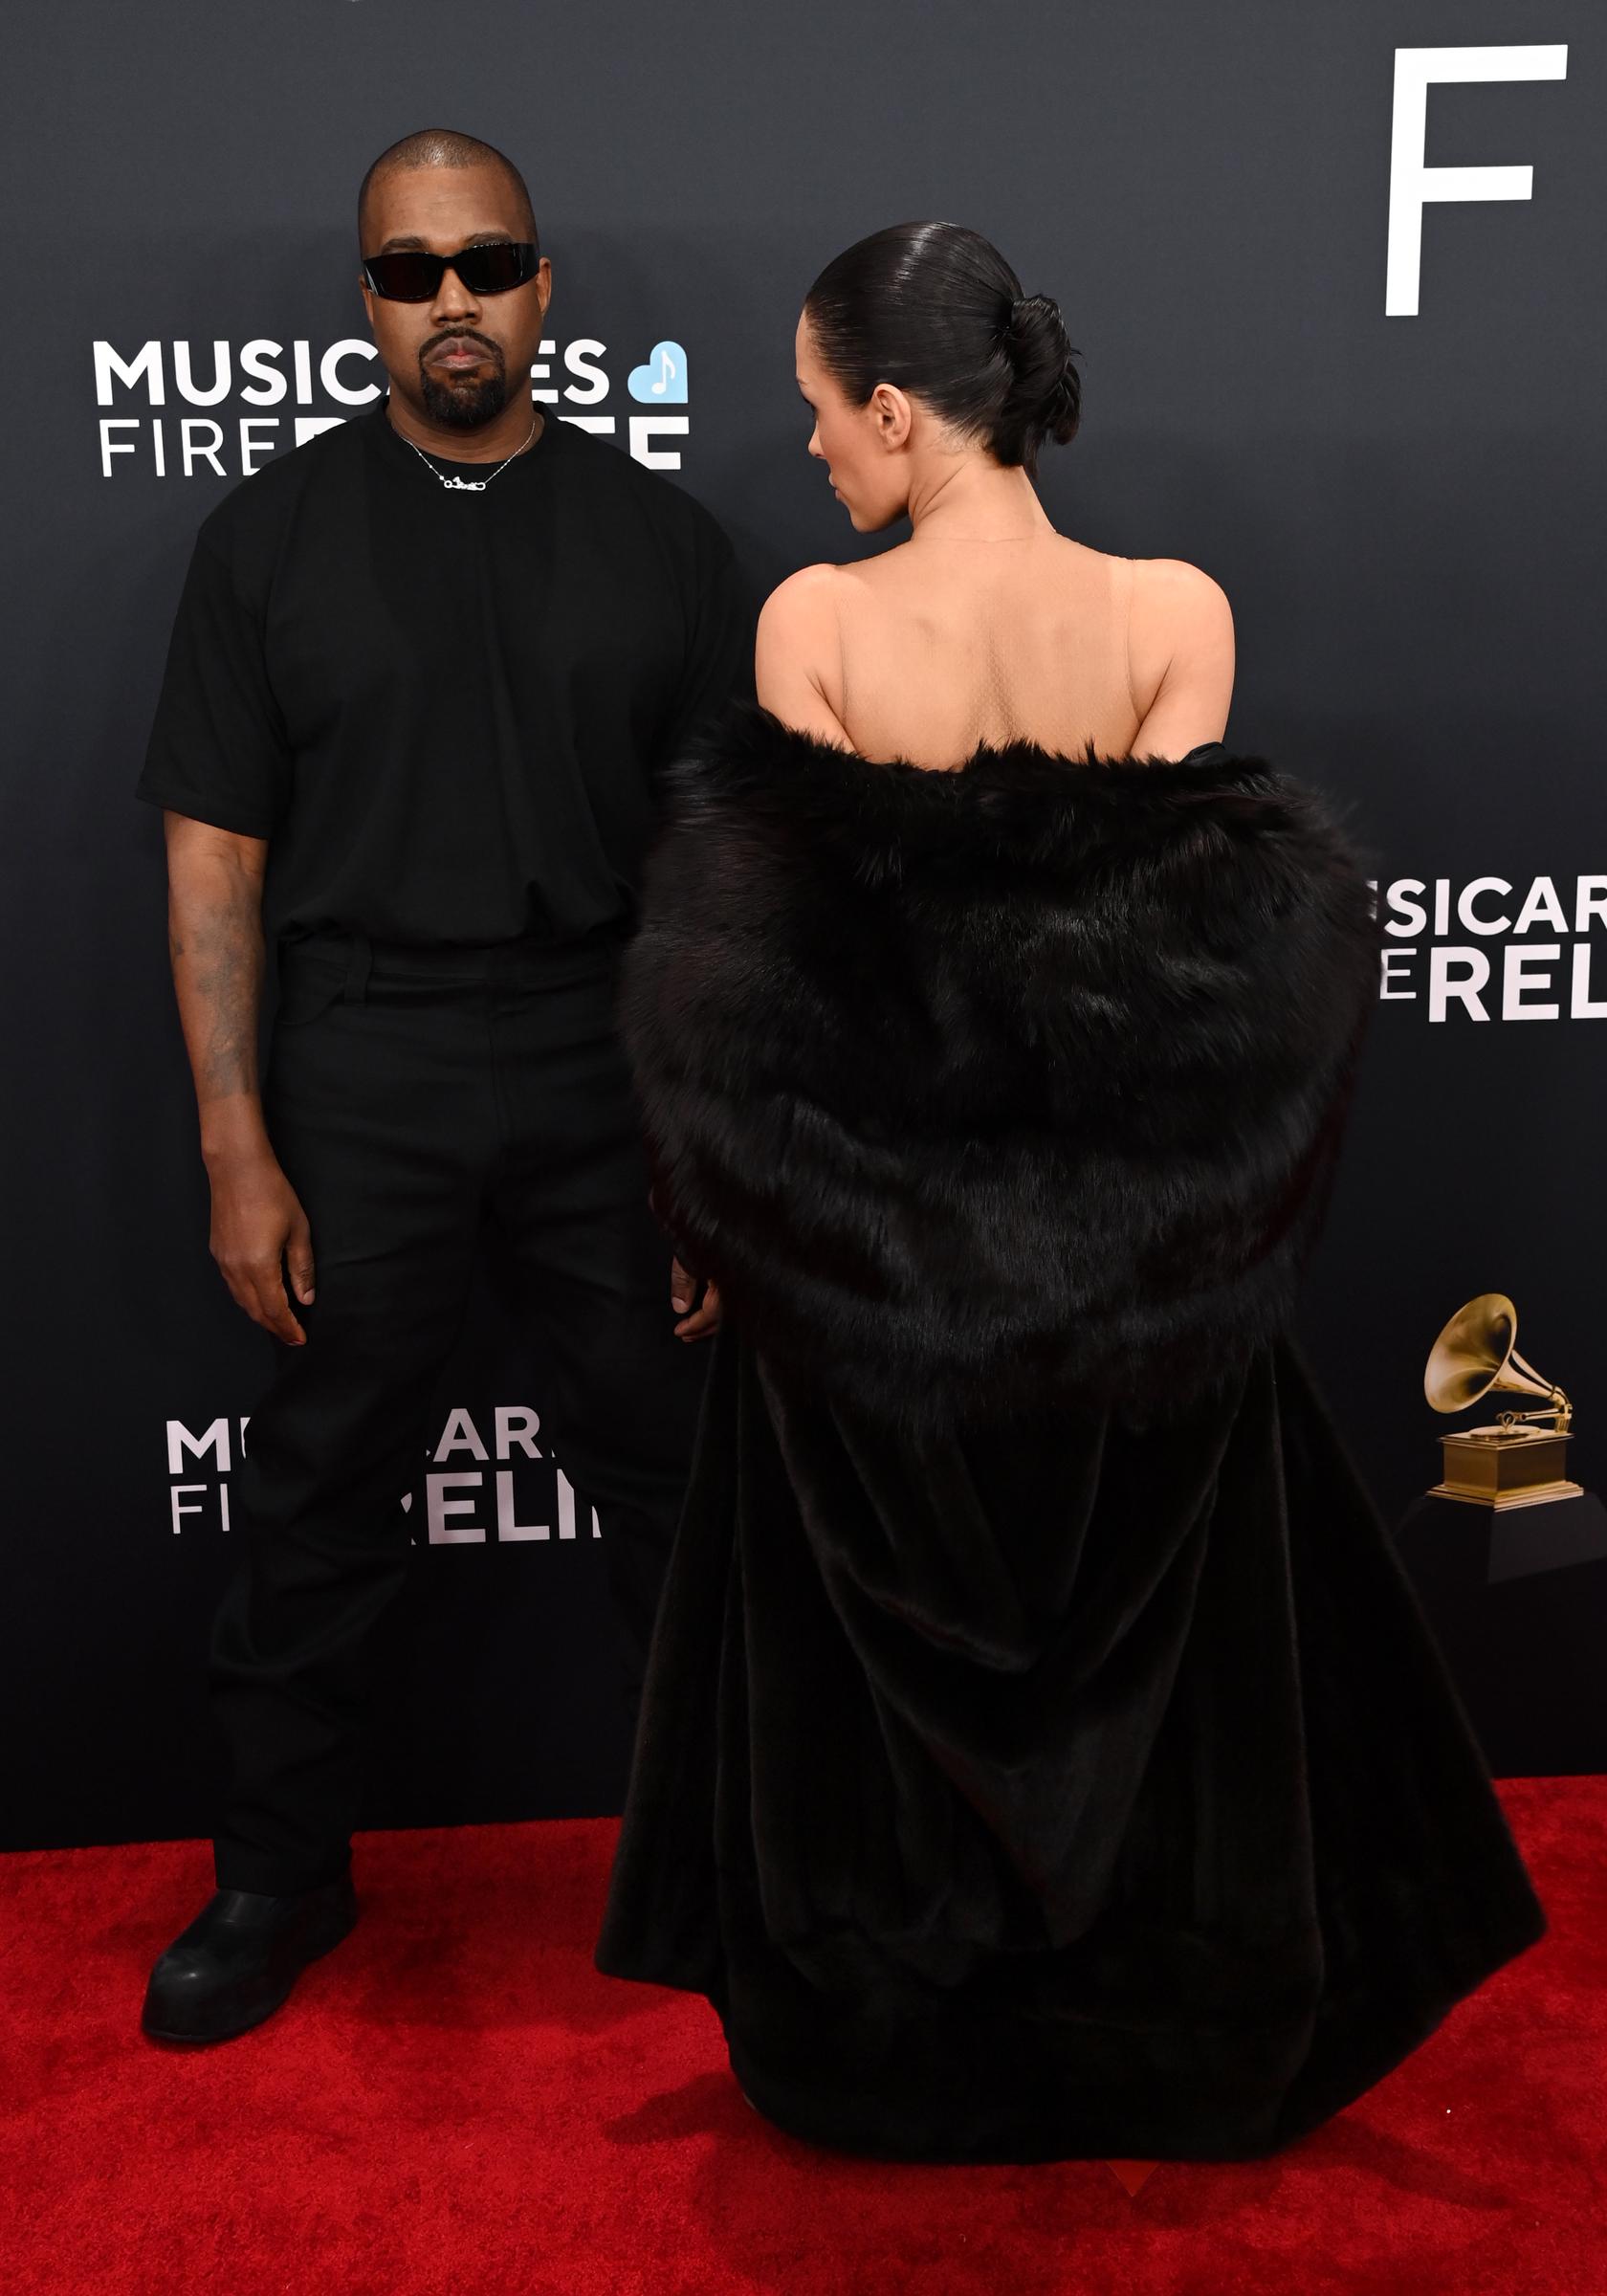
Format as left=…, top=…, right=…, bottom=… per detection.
left=3, top=1778, right=1601, bottom=2296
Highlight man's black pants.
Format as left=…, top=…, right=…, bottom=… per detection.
left=209, top=927, right=709, bottom=1896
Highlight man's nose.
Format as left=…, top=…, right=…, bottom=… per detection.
left=430, top=263, right=480, bottom=324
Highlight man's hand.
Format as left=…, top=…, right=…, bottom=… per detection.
left=208, top=1148, right=317, bottom=1345
left=671, top=1253, right=721, bottom=1342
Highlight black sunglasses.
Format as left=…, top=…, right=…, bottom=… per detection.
left=361, top=240, right=541, bottom=302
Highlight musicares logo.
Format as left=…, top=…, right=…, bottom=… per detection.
left=165, top=1405, right=602, bottom=1545
left=1374, top=872, right=1607, bottom=1022
left=94, top=335, right=692, bottom=478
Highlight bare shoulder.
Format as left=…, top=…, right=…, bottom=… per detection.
left=1130, top=556, right=1234, bottom=650
left=758, top=562, right=846, bottom=639
left=755, top=564, right=849, bottom=733
left=1132, top=554, right=1233, bottom=620
left=1126, top=558, right=1237, bottom=752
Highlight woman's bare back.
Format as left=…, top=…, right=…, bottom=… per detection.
left=834, top=532, right=1140, bottom=767
left=758, top=533, right=1236, bottom=770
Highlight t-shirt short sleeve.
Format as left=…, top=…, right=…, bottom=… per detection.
left=135, top=530, right=290, bottom=838
left=657, top=508, right=756, bottom=768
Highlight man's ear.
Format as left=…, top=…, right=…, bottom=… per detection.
left=870, top=382, right=914, bottom=452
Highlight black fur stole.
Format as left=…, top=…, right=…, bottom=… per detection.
left=621, top=703, right=1380, bottom=1429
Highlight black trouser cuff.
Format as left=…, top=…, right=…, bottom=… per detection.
left=212, top=1839, right=354, bottom=1897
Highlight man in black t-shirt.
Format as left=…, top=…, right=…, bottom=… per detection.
left=136, top=130, right=751, bottom=2045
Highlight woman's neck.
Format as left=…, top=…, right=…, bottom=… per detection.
left=905, top=453, right=1054, bottom=542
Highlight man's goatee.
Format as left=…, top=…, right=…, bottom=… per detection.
left=419, top=370, right=509, bottom=430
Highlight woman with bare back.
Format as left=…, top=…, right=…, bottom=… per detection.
left=595, top=223, right=1543, bottom=2161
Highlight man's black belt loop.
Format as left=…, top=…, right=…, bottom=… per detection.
left=341, top=931, right=374, bottom=1005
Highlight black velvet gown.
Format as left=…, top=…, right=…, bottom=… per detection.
left=594, top=705, right=1546, bottom=2163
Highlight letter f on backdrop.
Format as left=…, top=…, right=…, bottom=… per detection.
left=1386, top=44, right=1568, bottom=315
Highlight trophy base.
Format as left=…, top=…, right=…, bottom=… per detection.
left=1395, top=1490, right=1607, bottom=1773
left=1404, top=1486, right=1607, bottom=1584
left=1429, top=1424, right=1579, bottom=1510
left=1427, top=1480, right=1586, bottom=1511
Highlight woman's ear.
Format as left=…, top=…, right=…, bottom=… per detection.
left=870, top=382, right=914, bottom=452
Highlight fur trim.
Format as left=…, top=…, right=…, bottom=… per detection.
left=622, top=703, right=1380, bottom=1427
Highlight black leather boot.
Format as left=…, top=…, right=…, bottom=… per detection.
left=141, top=1875, right=359, bottom=2044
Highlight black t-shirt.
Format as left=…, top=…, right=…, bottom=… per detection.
left=137, top=406, right=754, bottom=947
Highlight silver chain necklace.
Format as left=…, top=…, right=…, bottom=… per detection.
left=402, top=415, right=538, bottom=493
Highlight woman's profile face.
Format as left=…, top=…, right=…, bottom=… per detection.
left=794, top=312, right=908, bottom=533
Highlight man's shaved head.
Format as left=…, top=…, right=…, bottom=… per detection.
left=358, top=128, right=537, bottom=249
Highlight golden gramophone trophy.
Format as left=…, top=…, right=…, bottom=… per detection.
left=1398, top=1292, right=1606, bottom=1776
left=1423, top=1292, right=1582, bottom=1510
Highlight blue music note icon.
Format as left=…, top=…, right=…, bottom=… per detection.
left=627, top=340, right=688, bottom=405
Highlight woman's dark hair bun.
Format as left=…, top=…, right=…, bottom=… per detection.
left=999, top=293, right=1082, bottom=456
left=804, top=222, right=1081, bottom=475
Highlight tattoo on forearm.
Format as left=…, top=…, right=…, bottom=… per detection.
left=172, top=890, right=263, bottom=1104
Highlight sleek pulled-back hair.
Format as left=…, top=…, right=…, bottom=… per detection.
left=804, top=222, right=1081, bottom=478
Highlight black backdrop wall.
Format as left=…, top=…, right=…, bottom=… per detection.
left=6, top=1, right=1603, bottom=1852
